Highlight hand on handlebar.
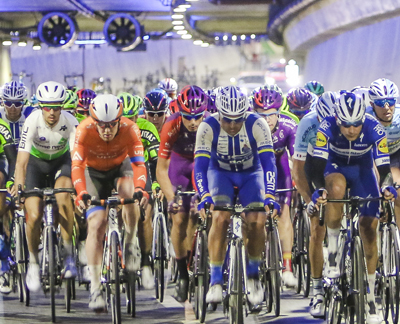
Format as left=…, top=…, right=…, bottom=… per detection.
left=198, top=195, right=214, bottom=221
left=381, top=186, right=398, bottom=202
left=311, top=188, right=328, bottom=211
left=134, top=188, right=149, bottom=209
left=75, top=191, right=91, bottom=212
left=264, top=198, right=279, bottom=218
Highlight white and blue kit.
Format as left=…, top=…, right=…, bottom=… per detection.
left=0, top=105, right=35, bottom=145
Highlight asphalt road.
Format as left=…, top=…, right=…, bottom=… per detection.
left=0, top=273, right=326, bottom=324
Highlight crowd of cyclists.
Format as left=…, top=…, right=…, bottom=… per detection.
left=0, top=74, right=398, bottom=324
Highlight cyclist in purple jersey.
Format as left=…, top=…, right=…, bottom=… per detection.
left=253, top=86, right=298, bottom=287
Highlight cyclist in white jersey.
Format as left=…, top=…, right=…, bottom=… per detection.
left=0, top=81, right=35, bottom=146
left=13, top=81, right=78, bottom=292
left=366, top=78, right=400, bottom=223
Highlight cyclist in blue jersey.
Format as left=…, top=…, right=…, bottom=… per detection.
left=366, top=78, right=400, bottom=224
left=310, top=92, right=396, bottom=324
left=0, top=81, right=35, bottom=145
left=287, top=87, right=314, bottom=120
left=292, top=91, right=336, bottom=317
left=194, top=85, right=279, bottom=308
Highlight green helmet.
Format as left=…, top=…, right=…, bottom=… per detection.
left=118, top=92, right=142, bottom=118
left=304, top=80, right=324, bottom=96
left=64, top=89, right=78, bottom=110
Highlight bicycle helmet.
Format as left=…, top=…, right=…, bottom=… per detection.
left=350, top=86, right=370, bottom=105
left=336, top=92, right=365, bottom=126
left=36, top=81, right=66, bottom=103
left=89, top=94, right=123, bottom=122
left=177, top=85, right=208, bottom=115
left=304, top=80, right=325, bottom=96
left=63, top=89, right=78, bottom=110
left=67, top=85, right=79, bottom=93
left=215, top=85, right=248, bottom=117
left=158, top=78, right=178, bottom=93
left=369, top=78, right=399, bottom=100
left=118, top=92, right=142, bottom=118
left=253, top=86, right=283, bottom=111
left=1, top=81, right=27, bottom=101
left=287, top=88, right=313, bottom=117
left=143, top=88, right=169, bottom=112
left=316, top=91, right=336, bottom=121
left=77, top=89, right=96, bottom=110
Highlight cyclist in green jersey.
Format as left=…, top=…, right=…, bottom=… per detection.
left=118, top=92, right=161, bottom=289
left=0, top=118, right=17, bottom=294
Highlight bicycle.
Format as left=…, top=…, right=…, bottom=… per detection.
left=188, top=201, right=210, bottom=323
left=291, top=191, right=311, bottom=297
left=17, top=185, right=75, bottom=323
left=320, top=195, right=380, bottom=324
left=213, top=203, right=265, bottom=324
left=90, top=192, right=142, bottom=324
left=377, top=199, right=400, bottom=324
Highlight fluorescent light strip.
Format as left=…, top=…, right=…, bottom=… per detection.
left=75, top=39, right=107, bottom=45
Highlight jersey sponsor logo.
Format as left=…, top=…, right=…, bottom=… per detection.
left=0, top=125, right=11, bottom=141
left=319, top=120, right=331, bottom=131
left=59, top=125, right=67, bottom=131
left=374, top=124, right=385, bottom=136
left=140, top=130, right=156, bottom=142
left=72, top=151, right=83, bottom=161
left=39, top=137, right=46, bottom=141
left=316, top=132, right=327, bottom=147
left=134, top=150, right=143, bottom=155
left=378, top=137, right=389, bottom=153
left=19, top=128, right=29, bottom=149
left=137, top=175, right=146, bottom=182
left=73, top=179, right=82, bottom=186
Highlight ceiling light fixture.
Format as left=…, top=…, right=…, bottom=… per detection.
left=173, top=25, right=185, bottom=30
left=171, top=14, right=184, bottom=19
left=251, top=34, right=256, bottom=39
left=241, top=34, right=246, bottom=40
left=181, top=34, right=192, bottom=39
left=215, top=36, right=219, bottom=41
left=33, top=43, right=41, bottom=50
left=173, top=7, right=186, bottom=12
left=201, top=43, right=209, bottom=47
left=177, top=30, right=188, bottom=35
left=18, top=40, right=27, bottom=47
left=179, top=4, right=191, bottom=8
left=232, top=35, right=237, bottom=41
left=193, top=40, right=203, bottom=45
left=223, top=35, right=228, bottom=41
left=2, top=40, right=12, bottom=46
left=172, top=20, right=183, bottom=25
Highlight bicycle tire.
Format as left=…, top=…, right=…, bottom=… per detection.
left=292, top=212, right=302, bottom=295
left=48, top=227, right=56, bottom=323
left=299, top=211, right=311, bottom=297
left=349, top=236, right=366, bottom=324
left=110, top=231, right=121, bottom=324
left=327, top=286, right=342, bottom=324
left=389, top=224, right=400, bottom=324
left=16, top=217, right=30, bottom=306
left=196, top=230, right=209, bottom=323
left=154, top=216, right=165, bottom=302
left=229, top=239, right=244, bottom=324
left=271, top=227, right=281, bottom=317
left=125, top=271, right=136, bottom=317
left=65, top=279, right=72, bottom=313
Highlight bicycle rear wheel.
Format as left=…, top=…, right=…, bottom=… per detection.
left=125, top=271, right=136, bottom=317
left=299, top=211, right=311, bottom=297
left=327, top=284, right=342, bottom=324
left=229, top=239, right=244, bottom=324
left=154, top=216, right=165, bottom=302
left=195, top=230, right=209, bottom=323
left=389, top=224, right=400, bottom=324
left=349, top=236, right=366, bottom=324
left=65, top=279, right=72, bottom=313
left=16, top=218, right=30, bottom=306
left=110, top=231, right=121, bottom=324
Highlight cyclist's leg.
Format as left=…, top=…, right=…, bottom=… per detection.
left=0, top=164, right=11, bottom=292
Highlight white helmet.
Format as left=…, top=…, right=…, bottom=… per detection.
left=36, top=81, right=66, bottom=103
left=158, top=78, right=178, bottom=93
left=215, top=85, right=248, bottom=117
left=2, top=81, right=27, bottom=101
left=89, top=94, right=123, bottom=122
left=369, top=78, right=399, bottom=100
left=336, top=92, right=365, bottom=125
left=316, top=91, right=336, bottom=121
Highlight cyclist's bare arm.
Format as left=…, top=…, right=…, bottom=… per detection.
left=293, top=158, right=312, bottom=204
left=13, top=151, right=30, bottom=197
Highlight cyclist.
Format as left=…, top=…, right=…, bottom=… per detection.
left=119, top=92, right=160, bottom=289
left=0, top=81, right=35, bottom=145
left=143, top=88, right=169, bottom=133
left=309, top=92, right=396, bottom=324
left=253, top=86, right=298, bottom=287
left=304, top=80, right=325, bottom=97
left=158, top=78, right=178, bottom=100
left=14, top=81, right=79, bottom=292
left=156, top=85, right=208, bottom=302
left=194, top=85, right=279, bottom=308
left=72, top=94, right=149, bottom=311
left=63, top=89, right=79, bottom=114
left=287, top=87, right=314, bottom=120
left=292, top=91, right=336, bottom=317
left=76, top=89, right=96, bottom=123
left=366, top=78, right=400, bottom=222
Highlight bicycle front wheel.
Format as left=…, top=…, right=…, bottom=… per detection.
left=16, top=218, right=30, bottom=306
left=389, top=224, right=400, bottom=324
left=299, top=211, right=311, bottom=297
left=195, top=230, right=209, bottom=323
left=47, top=227, right=56, bottom=323
left=110, top=231, right=121, bottom=324
left=154, top=216, right=165, bottom=302
left=229, top=239, right=244, bottom=324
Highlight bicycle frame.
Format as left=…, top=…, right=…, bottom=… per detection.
left=151, top=196, right=170, bottom=263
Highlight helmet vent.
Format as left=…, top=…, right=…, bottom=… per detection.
left=105, top=103, right=108, bottom=114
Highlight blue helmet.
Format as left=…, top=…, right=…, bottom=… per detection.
left=316, top=91, right=336, bottom=121
left=143, top=88, right=169, bottom=112
left=336, top=92, right=365, bottom=126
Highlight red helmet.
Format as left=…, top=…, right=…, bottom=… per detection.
left=77, top=89, right=96, bottom=110
left=177, top=85, right=208, bottom=115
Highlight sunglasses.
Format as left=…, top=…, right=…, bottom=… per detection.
left=339, top=119, right=363, bottom=128
left=181, top=112, right=204, bottom=121
left=374, top=98, right=396, bottom=107
left=146, top=111, right=165, bottom=118
left=96, top=119, right=120, bottom=129
left=76, top=109, right=90, bottom=116
left=3, top=101, right=24, bottom=108
left=221, top=115, right=245, bottom=124
left=40, top=104, right=63, bottom=112
left=258, top=111, right=279, bottom=118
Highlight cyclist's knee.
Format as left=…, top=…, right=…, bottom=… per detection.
left=212, top=211, right=230, bottom=229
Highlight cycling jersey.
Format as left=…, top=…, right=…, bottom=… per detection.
left=0, top=118, right=17, bottom=179
left=0, top=106, right=35, bottom=145
left=293, top=111, right=320, bottom=161
left=71, top=116, right=147, bottom=196
left=19, top=109, right=78, bottom=160
left=366, top=105, right=400, bottom=155
left=194, top=112, right=276, bottom=206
